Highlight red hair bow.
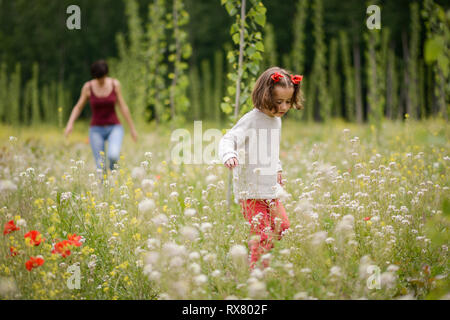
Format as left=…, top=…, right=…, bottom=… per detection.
left=291, top=74, right=303, bottom=85
left=271, top=72, right=284, bottom=82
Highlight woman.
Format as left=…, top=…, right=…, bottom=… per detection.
left=64, top=60, right=138, bottom=174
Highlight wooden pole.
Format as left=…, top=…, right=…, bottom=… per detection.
left=227, top=0, right=246, bottom=212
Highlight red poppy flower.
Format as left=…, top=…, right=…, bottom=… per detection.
left=3, top=220, right=20, bottom=235
left=52, top=240, right=72, bottom=258
left=271, top=72, right=284, bottom=83
left=290, top=74, right=303, bottom=85
left=364, top=217, right=371, bottom=221
left=67, top=233, right=82, bottom=247
left=24, top=230, right=45, bottom=246
left=10, top=246, right=18, bottom=257
left=156, top=175, right=161, bottom=180
left=25, top=256, right=44, bottom=271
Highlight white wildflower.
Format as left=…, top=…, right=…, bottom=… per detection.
left=144, top=251, right=160, bottom=266
left=147, top=238, right=160, bottom=249
left=229, top=244, right=248, bottom=264
left=329, top=266, right=343, bottom=278
left=169, top=191, right=179, bottom=199
left=131, top=166, right=146, bottom=180
left=189, top=251, right=200, bottom=260
left=211, top=270, right=221, bottom=278
left=16, top=219, right=27, bottom=228
left=169, top=256, right=184, bottom=268
left=184, top=208, right=197, bottom=217
left=300, top=268, right=312, bottom=274
left=193, top=274, right=208, bottom=286
left=0, top=277, right=17, bottom=297
left=188, top=263, right=201, bottom=275
left=205, top=174, right=217, bottom=184
left=275, top=184, right=291, bottom=202
left=151, top=214, right=168, bottom=227
left=293, top=292, right=309, bottom=300
left=387, top=264, right=399, bottom=273
left=148, top=271, right=161, bottom=282
left=162, top=242, right=186, bottom=257
left=200, top=222, right=212, bottom=233
left=247, top=278, right=267, bottom=298
left=138, top=198, right=156, bottom=214
left=141, top=179, right=154, bottom=191
left=309, top=231, right=328, bottom=247
left=380, top=272, right=396, bottom=289
left=180, top=226, right=199, bottom=242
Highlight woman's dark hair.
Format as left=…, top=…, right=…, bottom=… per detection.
left=252, top=66, right=305, bottom=114
left=90, top=60, right=109, bottom=79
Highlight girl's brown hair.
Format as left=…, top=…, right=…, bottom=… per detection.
left=252, top=66, right=305, bottom=114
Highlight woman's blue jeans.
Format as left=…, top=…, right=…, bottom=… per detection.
left=89, top=124, right=124, bottom=173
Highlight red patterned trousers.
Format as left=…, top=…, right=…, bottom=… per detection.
left=240, top=198, right=290, bottom=269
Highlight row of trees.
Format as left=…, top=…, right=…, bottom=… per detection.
left=0, top=62, right=72, bottom=127
left=0, top=0, right=448, bottom=127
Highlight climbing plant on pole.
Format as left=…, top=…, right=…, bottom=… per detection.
left=291, top=0, right=308, bottom=76
left=167, top=0, right=192, bottom=123
left=422, top=0, right=449, bottom=121
left=309, top=0, right=330, bottom=122
left=220, top=0, right=266, bottom=122
left=220, top=0, right=266, bottom=210
left=146, top=0, right=168, bottom=123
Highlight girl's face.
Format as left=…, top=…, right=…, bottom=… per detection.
left=272, top=85, right=294, bottom=117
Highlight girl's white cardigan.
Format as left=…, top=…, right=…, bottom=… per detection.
left=218, top=108, right=282, bottom=203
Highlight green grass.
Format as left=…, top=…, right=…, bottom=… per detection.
left=0, top=117, right=448, bottom=299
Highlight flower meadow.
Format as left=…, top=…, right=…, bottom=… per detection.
left=0, top=118, right=448, bottom=300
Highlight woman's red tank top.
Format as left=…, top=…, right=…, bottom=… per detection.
left=89, top=79, right=121, bottom=126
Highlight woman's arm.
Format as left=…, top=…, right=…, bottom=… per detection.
left=114, top=79, right=138, bottom=142
left=64, top=83, right=89, bottom=137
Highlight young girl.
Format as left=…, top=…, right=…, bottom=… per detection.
left=218, top=66, right=304, bottom=269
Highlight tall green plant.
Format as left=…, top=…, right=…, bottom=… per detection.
left=422, top=0, right=449, bottom=121
left=0, top=62, right=6, bottom=123
left=9, top=63, right=21, bottom=126
left=220, top=0, right=266, bottom=121
left=201, top=59, right=213, bottom=119
left=31, top=63, right=40, bottom=126
left=146, top=0, right=168, bottom=123
left=57, top=82, right=65, bottom=128
left=167, top=0, right=192, bottom=122
left=111, top=0, right=147, bottom=123
left=213, top=49, right=224, bottom=123
left=50, top=81, right=58, bottom=125
left=364, top=6, right=384, bottom=142
left=386, top=45, right=399, bottom=120
left=188, top=64, right=201, bottom=120
left=262, top=23, right=277, bottom=70
left=291, top=0, right=308, bottom=75
left=329, top=38, right=341, bottom=118
left=408, top=2, right=421, bottom=119
left=310, top=0, right=330, bottom=122
left=23, top=83, right=32, bottom=126
left=339, top=31, right=355, bottom=122
left=41, top=84, right=50, bottom=124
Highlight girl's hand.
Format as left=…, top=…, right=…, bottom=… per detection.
left=225, top=157, right=239, bottom=169
left=277, top=171, right=283, bottom=186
